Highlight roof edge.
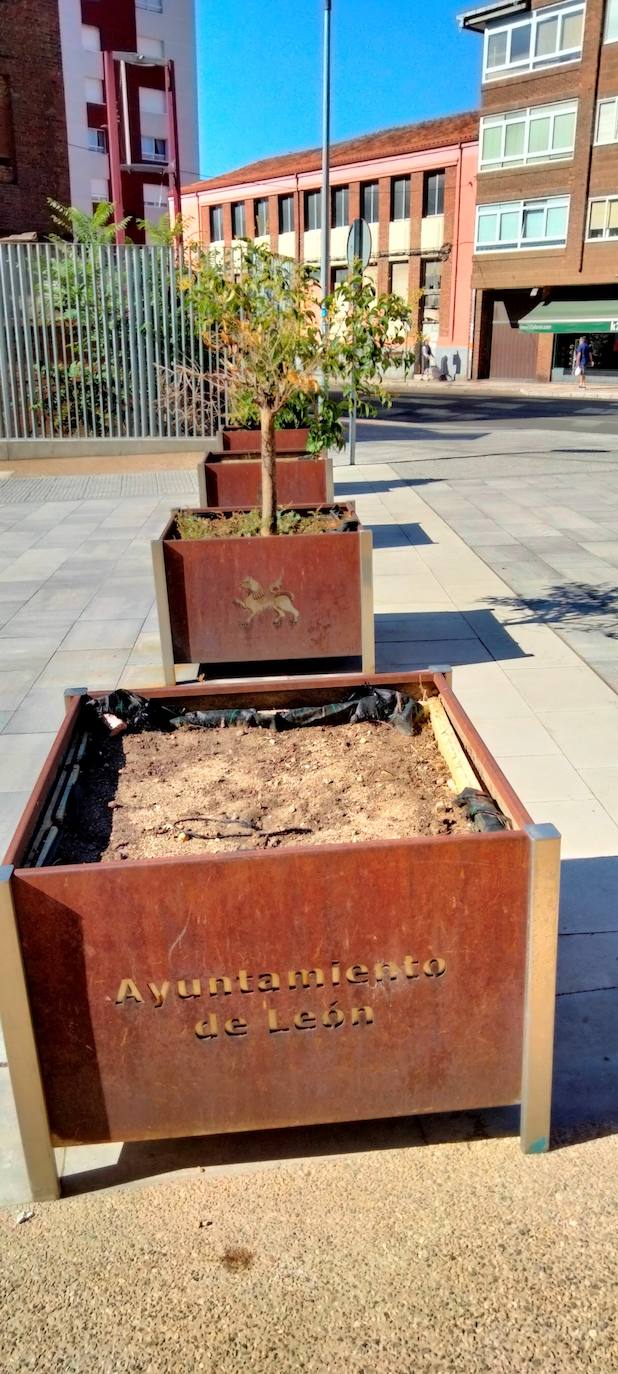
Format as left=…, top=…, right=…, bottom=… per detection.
left=458, top=0, right=530, bottom=32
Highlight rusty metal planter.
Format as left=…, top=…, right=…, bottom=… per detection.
left=221, top=426, right=310, bottom=453
left=0, top=671, right=560, bottom=1202
left=197, top=451, right=333, bottom=508
left=152, top=505, right=374, bottom=682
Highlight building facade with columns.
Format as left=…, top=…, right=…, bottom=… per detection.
left=181, top=112, right=479, bottom=377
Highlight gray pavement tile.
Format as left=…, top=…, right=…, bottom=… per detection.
left=0, top=789, right=30, bottom=850
left=0, top=602, right=27, bottom=627
left=0, top=667, right=41, bottom=712
left=62, top=618, right=146, bottom=651
left=79, top=590, right=155, bottom=621
left=376, top=639, right=492, bottom=670
left=559, top=854, right=618, bottom=933
left=0, top=732, right=56, bottom=790
left=0, top=583, right=36, bottom=605
left=34, top=649, right=130, bottom=688
left=553, top=987, right=618, bottom=1127
left=375, top=611, right=476, bottom=642
left=4, top=685, right=68, bottom=735
left=23, top=585, right=96, bottom=614
left=0, top=637, right=62, bottom=670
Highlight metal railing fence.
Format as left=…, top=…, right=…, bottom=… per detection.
left=0, top=242, right=226, bottom=442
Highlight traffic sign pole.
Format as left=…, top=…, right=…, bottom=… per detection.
left=345, top=218, right=372, bottom=468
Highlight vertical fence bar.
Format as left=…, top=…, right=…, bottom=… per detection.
left=71, top=244, right=90, bottom=438
left=25, top=247, right=45, bottom=439
left=105, top=246, right=120, bottom=439
left=116, top=246, right=131, bottom=437
left=97, top=246, right=113, bottom=439
left=0, top=248, right=21, bottom=438
left=142, top=249, right=156, bottom=436
left=7, top=245, right=31, bottom=439
left=15, top=245, right=37, bottom=440
left=161, top=247, right=171, bottom=439
left=43, top=244, right=64, bottom=439
left=169, top=245, right=180, bottom=438
left=53, top=245, right=75, bottom=440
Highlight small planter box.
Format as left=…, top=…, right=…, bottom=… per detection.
left=152, top=505, right=374, bottom=681
left=220, top=426, right=310, bottom=453
left=0, top=671, right=560, bottom=1202
left=197, top=451, right=333, bottom=509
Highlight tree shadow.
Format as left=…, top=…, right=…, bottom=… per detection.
left=486, top=585, right=618, bottom=639
left=375, top=610, right=527, bottom=667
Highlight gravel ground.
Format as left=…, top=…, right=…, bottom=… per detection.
left=1, top=1133, right=617, bottom=1373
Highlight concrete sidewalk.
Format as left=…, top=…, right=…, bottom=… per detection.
left=0, top=450, right=616, bottom=1372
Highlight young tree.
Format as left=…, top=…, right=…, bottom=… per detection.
left=47, top=199, right=132, bottom=245
left=184, top=241, right=413, bottom=536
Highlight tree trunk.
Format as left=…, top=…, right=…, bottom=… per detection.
left=260, top=406, right=277, bottom=536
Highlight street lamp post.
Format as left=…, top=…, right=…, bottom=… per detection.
left=319, top=0, right=332, bottom=332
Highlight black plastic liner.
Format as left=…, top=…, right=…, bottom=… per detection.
left=455, top=787, right=509, bottom=832
left=89, top=687, right=425, bottom=736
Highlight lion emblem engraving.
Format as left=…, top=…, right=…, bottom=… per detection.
left=234, top=575, right=300, bottom=627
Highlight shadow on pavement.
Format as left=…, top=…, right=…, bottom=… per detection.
left=487, top=586, right=618, bottom=638
left=370, top=392, right=618, bottom=426
left=374, top=610, right=527, bottom=664
left=552, top=856, right=618, bottom=1143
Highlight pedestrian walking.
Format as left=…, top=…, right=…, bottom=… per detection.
left=574, top=335, right=593, bottom=389
left=421, top=340, right=433, bottom=377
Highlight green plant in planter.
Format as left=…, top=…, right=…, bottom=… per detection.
left=182, top=241, right=413, bottom=535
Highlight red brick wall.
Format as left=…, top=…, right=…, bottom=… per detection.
left=0, top=0, right=70, bottom=236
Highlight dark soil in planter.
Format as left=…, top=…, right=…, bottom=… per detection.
left=54, top=719, right=470, bottom=865
left=175, top=506, right=352, bottom=540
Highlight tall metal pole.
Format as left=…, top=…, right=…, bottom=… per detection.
left=319, top=0, right=332, bottom=330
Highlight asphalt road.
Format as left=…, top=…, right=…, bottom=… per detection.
left=369, top=387, right=618, bottom=435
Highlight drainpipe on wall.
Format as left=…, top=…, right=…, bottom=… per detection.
left=448, top=143, right=463, bottom=347
left=578, top=0, right=606, bottom=273
left=467, top=287, right=476, bottom=380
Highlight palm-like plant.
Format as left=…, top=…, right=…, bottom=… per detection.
left=47, top=199, right=132, bottom=245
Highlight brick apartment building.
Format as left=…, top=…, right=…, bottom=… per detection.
left=0, top=0, right=198, bottom=240
left=181, top=113, right=479, bottom=377
left=462, top=0, right=618, bottom=381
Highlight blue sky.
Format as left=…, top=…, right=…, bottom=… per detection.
left=195, top=2, right=481, bottom=179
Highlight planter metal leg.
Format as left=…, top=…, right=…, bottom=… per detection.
left=151, top=538, right=177, bottom=686
left=520, top=823, right=561, bottom=1154
left=359, top=530, right=375, bottom=674
left=197, top=461, right=207, bottom=507
left=325, top=453, right=334, bottom=503
left=0, top=867, right=59, bottom=1201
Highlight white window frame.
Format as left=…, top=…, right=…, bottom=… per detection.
left=605, top=0, right=618, bottom=43
left=87, top=128, right=107, bottom=154
left=141, top=135, right=167, bottom=164
left=136, top=0, right=163, bottom=11
left=475, top=196, right=570, bottom=253
left=331, top=184, right=349, bottom=228
left=305, top=189, right=321, bottom=231
left=209, top=205, right=223, bottom=242
left=586, top=196, right=618, bottom=241
left=361, top=181, right=379, bottom=222
left=255, top=197, right=269, bottom=236
left=138, top=36, right=165, bottom=59
left=480, top=101, right=577, bottom=171
left=483, top=2, right=585, bottom=82
left=595, top=97, right=618, bottom=144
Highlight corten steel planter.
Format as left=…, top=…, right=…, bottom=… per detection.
left=220, top=426, right=310, bottom=453
left=0, top=671, right=560, bottom=1202
left=197, top=451, right=334, bottom=509
left=152, top=505, right=374, bottom=682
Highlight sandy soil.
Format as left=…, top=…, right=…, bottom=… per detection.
left=54, top=719, right=469, bottom=864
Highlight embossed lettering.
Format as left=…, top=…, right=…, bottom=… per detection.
left=237, top=970, right=254, bottom=993
left=423, top=958, right=447, bottom=978
left=258, top=972, right=280, bottom=992
left=147, top=981, right=170, bottom=1008
left=225, top=1017, right=248, bottom=1037
left=404, top=957, right=420, bottom=980
left=195, top=1015, right=218, bottom=1039
left=294, top=1010, right=317, bottom=1031
left=352, top=1006, right=374, bottom=1026
left=115, top=979, right=143, bottom=1005
left=374, top=961, right=399, bottom=983
left=288, top=968, right=324, bottom=991
left=346, top=963, right=369, bottom=984
left=268, top=1010, right=289, bottom=1033
left=208, top=975, right=232, bottom=996
left=177, top=978, right=201, bottom=999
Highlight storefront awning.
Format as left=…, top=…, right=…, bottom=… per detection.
left=519, top=300, right=618, bottom=334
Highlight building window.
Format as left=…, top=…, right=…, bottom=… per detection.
left=587, top=197, right=618, bottom=240
left=141, top=135, right=167, bottom=163
left=278, top=195, right=294, bottom=234
left=423, top=171, right=445, bottom=217
left=0, top=75, right=16, bottom=184
left=595, top=97, right=618, bottom=144
left=391, top=177, right=410, bottom=221
left=232, top=202, right=246, bottom=237
left=139, top=87, right=166, bottom=116
left=305, top=189, right=321, bottom=231
left=422, top=260, right=442, bottom=310
left=87, top=128, right=107, bottom=154
left=137, top=0, right=163, bottom=11
left=81, top=24, right=101, bottom=52
left=255, top=198, right=269, bottom=236
left=605, top=0, right=618, bottom=42
left=331, top=185, right=349, bottom=228
left=331, top=266, right=348, bottom=288
left=389, top=262, right=409, bottom=302
left=210, top=205, right=223, bottom=241
left=84, top=77, right=104, bottom=105
left=361, top=181, right=379, bottom=222
left=143, top=184, right=164, bottom=212
left=480, top=101, right=577, bottom=170
left=138, top=36, right=165, bottom=59
left=91, top=177, right=109, bottom=210
left=475, top=196, right=570, bottom=252
left=483, top=3, right=584, bottom=80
